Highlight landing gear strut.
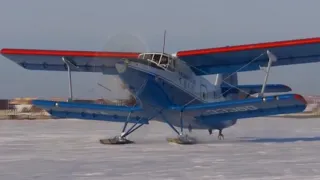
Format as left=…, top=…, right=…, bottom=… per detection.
left=208, top=129, right=224, bottom=140
left=164, top=111, right=196, bottom=144
left=218, top=129, right=224, bottom=140
left=188, top=124, right=192, bottom=133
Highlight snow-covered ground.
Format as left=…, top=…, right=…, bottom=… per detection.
left=0, top=118, right=320, bottom=180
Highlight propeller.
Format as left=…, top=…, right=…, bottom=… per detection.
left=93, top=31, right=150, bottom=101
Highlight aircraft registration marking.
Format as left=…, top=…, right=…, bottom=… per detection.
left=205, top=105, right=258, bottom=115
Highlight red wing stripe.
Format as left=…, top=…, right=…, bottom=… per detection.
left=177, top=37, right=320, bottom=56
left=0, top=48, right=140, bottom=58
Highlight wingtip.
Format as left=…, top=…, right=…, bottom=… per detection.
left=275, top=84, right=292, bottom=92
left=0, top=48, right=6, bottom=54
left=283, top=84, right=292, bottom=92
left=294, top=94, right=307, bottom=104
left=0, top=48, right=18, bottom=55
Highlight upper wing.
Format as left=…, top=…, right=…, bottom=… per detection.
left=32, top=100, right=149, bottom=124
left=170, top=93, right=306, bottom=124
left=176, top=37, right=320, bottom=75
left=0, top=48, right=141, bottom=74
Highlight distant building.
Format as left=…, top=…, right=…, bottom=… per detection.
left=0, top=99, right=13, bottom=110
left=304, top=95, right=320, bottom=104
left=9, top=97, right=42, bottom=112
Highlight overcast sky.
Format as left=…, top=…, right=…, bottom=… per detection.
left=1, top=0, right=320, bottom=100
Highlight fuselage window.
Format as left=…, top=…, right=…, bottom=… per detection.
left=168, top=59, right=175, bottom=71
left=200, top=84, right=207, bottom=100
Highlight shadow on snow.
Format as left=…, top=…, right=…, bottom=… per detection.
left=239, top=136, right=320, bottom=143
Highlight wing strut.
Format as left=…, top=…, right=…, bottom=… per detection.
left=259, top=50, right=277, bottom=97
left=62, top=57, right=79, bottom=101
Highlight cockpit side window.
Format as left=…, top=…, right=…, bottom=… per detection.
left=143, top=54, right=153, bottom=60
left=159, top=55, right=168, bottom=65
left=153, top=54, right=162, bottom=63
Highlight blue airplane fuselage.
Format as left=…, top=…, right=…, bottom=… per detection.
left=115, top=61, right=237, bottom=131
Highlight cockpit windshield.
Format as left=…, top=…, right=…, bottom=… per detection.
left=138, top=53, right=175, bottom=71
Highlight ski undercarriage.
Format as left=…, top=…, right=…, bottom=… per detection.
left=99, top=110, right=225, bottom=145
left=99, top=111, right=199, bottom=145
left=99, top=111, right=145, bottom=145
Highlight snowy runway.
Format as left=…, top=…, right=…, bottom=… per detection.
left=0, top=118, right=320, bottom=179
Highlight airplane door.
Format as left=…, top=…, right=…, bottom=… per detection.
left=200, top=84, right=207, bottom=100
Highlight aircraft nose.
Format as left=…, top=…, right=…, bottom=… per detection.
left=115, top=62, right=127, bottom=73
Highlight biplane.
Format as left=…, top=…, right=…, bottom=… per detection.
left=1, top=37, right=320, bottom=144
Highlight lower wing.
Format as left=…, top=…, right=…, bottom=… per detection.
left=221, top=84, right=292, bottom=97
left=170, top=94, right=306, bottom=125
left=32, top=100, right=149, bottom=124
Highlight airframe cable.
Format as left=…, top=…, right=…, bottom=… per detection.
left=183, top=51, right=267, bottom=104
